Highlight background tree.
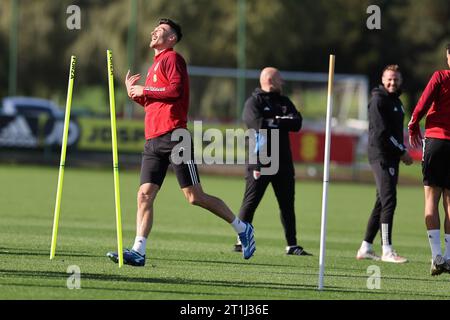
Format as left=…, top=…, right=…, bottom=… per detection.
left=0, top=0, right=449, bottom=118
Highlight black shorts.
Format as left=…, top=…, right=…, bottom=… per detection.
left=140, top=129, right=200, bottom=188
left=422, top=138, right=450, bottom=189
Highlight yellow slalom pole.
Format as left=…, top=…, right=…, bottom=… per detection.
left=50, top=55, right=76, bottom=260
left=107, top=50, right=124, bottom=267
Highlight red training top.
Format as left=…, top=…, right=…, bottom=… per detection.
left=133, top=48, right=189, bottom=139
left=409, top=70, right=450, bottom=140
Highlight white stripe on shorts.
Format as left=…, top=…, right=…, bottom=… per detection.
left=422, top=138, right=426, bottom=162
left=186, top=161, right=195, bottom=184
left=187, top=160, right=199, bottom=185
left=191, top=161, right=199, bottom=184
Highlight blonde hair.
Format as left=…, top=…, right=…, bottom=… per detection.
left=383, top=64, right=401, bottom=74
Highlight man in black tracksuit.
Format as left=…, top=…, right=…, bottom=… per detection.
left=234, top=67, right=312, bottom=256
left=356, top=65, right=413, bottom=263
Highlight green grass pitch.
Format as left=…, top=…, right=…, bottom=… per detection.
left=0, top=164, right=449, bottom=300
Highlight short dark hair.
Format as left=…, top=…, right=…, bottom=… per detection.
left=447, top=43, right=450, bottom=54
left=159, top=18, right=182, bottom=42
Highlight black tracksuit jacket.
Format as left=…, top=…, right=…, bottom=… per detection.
left=242, top=88, right=302, bottom=174
left=368, top=85, right=406, bottom=162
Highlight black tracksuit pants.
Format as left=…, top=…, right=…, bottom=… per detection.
left=239, top=169, right=297, bottom=246
left=364, top=159, right=399, bottom=245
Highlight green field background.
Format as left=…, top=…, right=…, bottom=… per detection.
left=0, top=164, right=449, bottom=300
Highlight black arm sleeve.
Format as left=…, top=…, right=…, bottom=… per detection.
left=242, top=96, right=264, bottom=130
left=276, top=98, right=302, bottom=132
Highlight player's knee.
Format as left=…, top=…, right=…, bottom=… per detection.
left=187, top=194, right=199, bottom=206
left=137, top=188, right=155, bottom=204
left=186, top=192, right=204, bottom=206
left=382, top=197, right=396, bottom=210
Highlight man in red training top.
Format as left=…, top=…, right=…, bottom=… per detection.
left=408, top=43, right=450, bottom=276
left=107, top=18, right=255, bottom=266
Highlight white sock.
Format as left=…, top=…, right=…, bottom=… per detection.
left=382, top=245, right=393, bottom=255
left=427, top=230, right=441, bottom=260
left=132, top=236, right=147, bottom=256
left=360, top=240, right=372, bottom=252
left=444, top=234, right=450, bottom=260
left=381, top=223, right=392, bottom=254
left=231, top=217, right=246, bottom=234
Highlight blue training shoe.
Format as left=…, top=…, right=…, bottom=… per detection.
left=238, top=222, right=255, bottom=259
left=106, top=248, right=146, bottom=267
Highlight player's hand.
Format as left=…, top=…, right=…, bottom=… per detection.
left=130, top=85, right=144, bottom=98
left=125, top=70, right=141, bottom=98
left=409, top=131, right=423, bottom=149
left=265, top=118, right=278, bottom=128
left=400, top=151, right=413, bottom=166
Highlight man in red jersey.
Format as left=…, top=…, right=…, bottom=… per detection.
left=408, top=44, right=450, bottom=276
left=107, top=19, right=255, bottom=266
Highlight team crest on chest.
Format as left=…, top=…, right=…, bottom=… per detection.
left=153, top=74, right=157, bottom=82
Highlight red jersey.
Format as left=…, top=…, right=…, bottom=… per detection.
left=133, top=48, right=189, bottom=139
left=409, top=70, right=450, bottom=140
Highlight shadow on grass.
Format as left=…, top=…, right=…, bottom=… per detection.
left=0, top=247, right=97, bottom=258
left=0, top=247, right=442, bottom=286
left=0, top=268, right=447, bottom=299
left=151, top=256, right=445, bottom=284
left=152, top=255, right=315, bottom=269
left=2, top=281, right=232, bottom=298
